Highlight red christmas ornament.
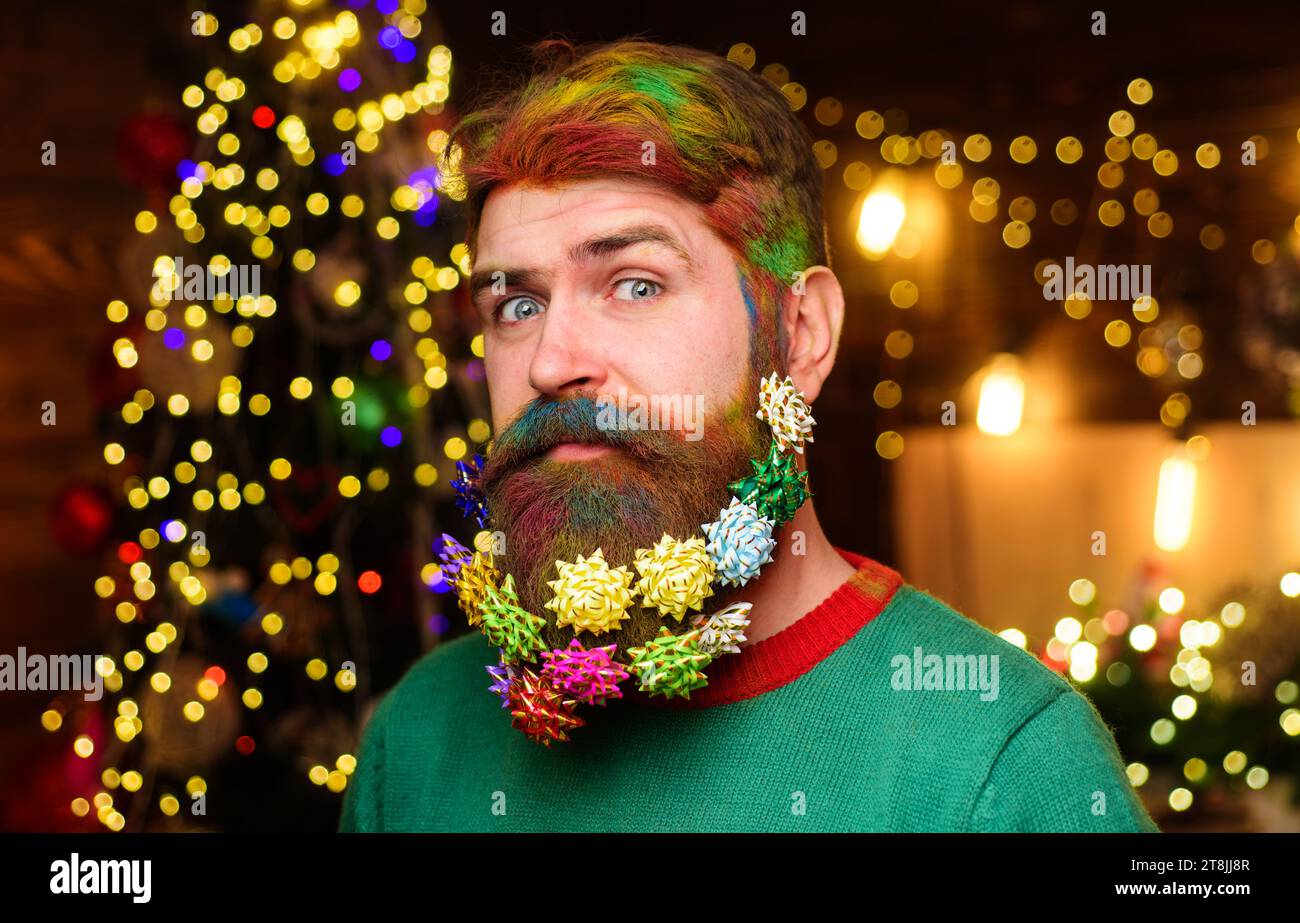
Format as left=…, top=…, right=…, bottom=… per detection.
left=50, top=482, right=114, bottom=555
left=115, top=111, right=189, bottom=188
left=507, top=667, right=585, bottom=746
left=1157, top=612, right=1183, bottom=641
left=0, top=724, right=101, bottom=832
left=269, top=464, right=342, bottom=534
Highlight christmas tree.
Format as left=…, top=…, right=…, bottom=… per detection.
left=39, top=0, right=485, bottom=832
left=1013, top=560, right=1300, bottom=827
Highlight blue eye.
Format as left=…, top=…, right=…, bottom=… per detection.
left=613, top=278, right=661, bottom=301
left=498, top=295, right=544, bottom=323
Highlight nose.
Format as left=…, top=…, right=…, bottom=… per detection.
left=526, top=294, right=608, bottom=398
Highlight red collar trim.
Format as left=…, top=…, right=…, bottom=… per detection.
left=629, top=548, right=904, bottom=709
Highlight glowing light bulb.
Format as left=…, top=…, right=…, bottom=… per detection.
left=856, top=188, right=906, bottom=255
left=1154, top=448, right=1197, bottom=552
left=975, top=354, right=1025, bottom=436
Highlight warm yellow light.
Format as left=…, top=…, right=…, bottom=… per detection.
left=975, top=354, right=1024, bottom=436
left=1171, top=694, right=1197, bottom=720
left=998, top=628, right=1027, bottom=649
left=855, top=185, right=906, bottom=255
left=1068, top=578, right=1096, bottom=606
left=1154, top=449, right=1197, bottom=552
left=1159, top=586, right=1186, bottom=614
left=1054, top=617, right=1082, bottom=644
left=1129, top=624, right=1157, bottom=652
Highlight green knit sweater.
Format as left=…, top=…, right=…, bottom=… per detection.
left=340, top=549, right=1159, bottom=832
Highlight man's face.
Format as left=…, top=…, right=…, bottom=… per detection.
left=469, top=176, right=772, bottom=651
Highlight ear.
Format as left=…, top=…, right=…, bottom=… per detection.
left=780, top=266, right=845, bottom=403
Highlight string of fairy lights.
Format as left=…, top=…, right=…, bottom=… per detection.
left=723, top=41, right=1300, bottom=817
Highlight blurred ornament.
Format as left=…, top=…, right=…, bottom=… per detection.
left=249, top=577, right=335, bottom=659
left=141, top=655, right=241, bottom=773
left=335, top=376, right=409, bottom=454
left=49, top=482, right=114, bottom=555
left=306, top=239, right=372, bottom=318
left=0, top=737, right=96, bottom=832
left=135, top=315, right=239, bottom=414
left=200, top=567, right=258, bottom=627
left=268, top=465, right=342, bottom=534
left=115, top=111, right=189, bottom=189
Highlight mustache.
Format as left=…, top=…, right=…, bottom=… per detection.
left=479, top=390, right=679, bottom=490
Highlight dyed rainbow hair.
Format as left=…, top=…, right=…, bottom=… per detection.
left=448, top=39, right=828, bottom=374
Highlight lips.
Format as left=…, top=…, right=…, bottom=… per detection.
left=545, top=441, right=615, bottom=461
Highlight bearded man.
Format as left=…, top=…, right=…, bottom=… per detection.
left=340, top=39, right=1158, bottom=833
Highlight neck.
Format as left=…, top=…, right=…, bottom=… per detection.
left=719, top=498, right=857, bottom=647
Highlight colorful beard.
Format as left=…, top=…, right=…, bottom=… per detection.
left=444, top=372, right=816, bottom=745
left=478, top=378, right=767, bottom=652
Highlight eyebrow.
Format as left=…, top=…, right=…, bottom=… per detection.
left=567, top=224, right=698, bottom=277
left=468, top=223, right=698, bottom=307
